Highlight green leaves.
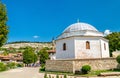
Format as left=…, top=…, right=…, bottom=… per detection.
left=105, top=32, right=120, bottom=56
left=0, top=1, right=8, bottom=47
left=116, top=55, right=120, bottom=64
left=23, top=47, right=38, bottom=64
left=38, top=48, right=49, bottom=64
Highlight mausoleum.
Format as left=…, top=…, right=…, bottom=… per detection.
left=56, top=21, right=109, bottom=59
left=46, top=21, right=117, bottom=73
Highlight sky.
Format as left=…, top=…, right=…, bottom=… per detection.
left=2, top=0, right=120, bottom=42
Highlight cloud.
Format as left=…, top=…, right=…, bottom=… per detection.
left=104, top=29, right=112, bottom=36
left=33, top=35, right=39, bottom=39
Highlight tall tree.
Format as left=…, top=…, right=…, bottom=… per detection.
left=0, top=1, right=9, bottom=47
left=105, top=32, right=120, bottom=56
left=23, top=47, right=38, bottom=66
left=37, top=48, right=49, bottom=64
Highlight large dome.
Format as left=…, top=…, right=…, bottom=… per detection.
left=57, top=22, right=103, bottom=39
left=63, top=22, right=98, bottom=33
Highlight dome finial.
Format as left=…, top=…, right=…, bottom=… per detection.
left=77, top=19, right=80, bottom=23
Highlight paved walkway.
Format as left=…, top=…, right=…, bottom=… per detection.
left=0, top=67, right=44, bottom=78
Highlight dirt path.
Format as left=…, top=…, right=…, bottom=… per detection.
left=0, top=67, right=44, bottom=78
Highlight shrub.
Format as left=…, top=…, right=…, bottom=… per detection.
left=44, top=73, right=48, bottom=78
left=64, top=74, right=67, bottom=78
left=56, top=74, right=59, bottom=78
left=40, top=64, right=45, bottom=71
left=7, top=62, right=16, bottom=69
left=0, top=62, right=7, bottom=71
left=16, top=63, right=24, bottom=67
left=40, top=67, right=45, bottom=71
left=116, top=55, right=120, bottom=64
left=81, top=65, right=91, bottom=74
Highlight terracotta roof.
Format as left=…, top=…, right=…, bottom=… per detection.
left=0, top=53, right=23, bottom=61
left=47, top=50, right=56, bottom=53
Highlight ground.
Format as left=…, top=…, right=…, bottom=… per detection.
left=0, top=67, right=120, bottom=78
left=0, top=67, right=44, bottom=78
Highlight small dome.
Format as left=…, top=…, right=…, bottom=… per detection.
left=63, top=22, right=98, bottom=33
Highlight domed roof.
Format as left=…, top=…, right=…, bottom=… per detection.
left=63, top=22, right=98, bottom=33
left=57, top=22, right=103, bottom=39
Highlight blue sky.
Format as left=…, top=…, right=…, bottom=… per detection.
left=2, top=0, right=120, bottom=42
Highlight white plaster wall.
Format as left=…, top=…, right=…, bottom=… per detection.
left=85, top=31, right=103, bottom=36
left=100, top=40, right=110, bottom=57
left=74, top=37, right=102, bottom=59
left=56, top=37, right=75, bottom=59
left=58, top=31, right=103, bottom=39
left=49, top=53, right=56, bottom=60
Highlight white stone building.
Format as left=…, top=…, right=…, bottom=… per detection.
left=56, top=22, right=110, bottom=59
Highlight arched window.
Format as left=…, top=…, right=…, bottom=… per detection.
left=63, top=43, right=66, bottom=50
left=86, top=41, right=90, bottom=49
left=104, top=43, right=106, bottom=50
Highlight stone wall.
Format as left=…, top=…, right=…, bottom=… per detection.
left=46, top=58, right=118, bottom=73
left=73, top=58, right=118, bottom=73
left=46, top=60, right=73, bottom=72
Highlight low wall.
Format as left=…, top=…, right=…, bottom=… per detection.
left=73, top=58, right=118, bottom=73
left=46, top=58, right=118, bottom=73
left=46, top=60, right=73, bottom=72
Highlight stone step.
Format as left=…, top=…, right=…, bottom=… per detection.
left=99, top=72, right=120, bottom=76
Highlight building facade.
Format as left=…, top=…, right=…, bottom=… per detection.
left=56, top=22, right=110, bottom=59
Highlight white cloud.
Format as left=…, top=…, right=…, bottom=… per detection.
left=104, top=29, right=112, bottom=36
left=33, top=35, right=39, bottom=39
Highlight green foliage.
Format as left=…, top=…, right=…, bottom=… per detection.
left=7, top=41, right=51, bottom=44
left=0, top=62, right=7, bottom=71
left=16, top=63, right=24, bottom=67
left=0, top=62, right=24, bottom=72
left=0, top=1, right=9, bottom=47
left=44, top=73, right=48, bottom=78
left=105, top=32, right=120, bottom=56
left=2, top=51, right=9, bottom=55
left=44, top=47, right=52, bottom=50
left=64, top=74, right=67, bottom=78
left=40, top=64, right=45, bottom=71
left=7, top=62, right=16, bottom=69
left=116, top=55, right=120, bottom=64
left=38, top=48, right=49, bottom=64
left=81, top=65, right=91, bottom=74
left=23, top=47, right=38, bottom=64
left=56, top=74, right=59, bottom=78
left=33, top=53, right=38, bottom=63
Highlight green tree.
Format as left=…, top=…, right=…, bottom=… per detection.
left=2, top=51, right=9, bottom=56
left=33, top=53, right=38, bottom=63
left=38, top=48, right=49, bottom=64
left=105, top=32, right=120, bottom=56
left=0, top=62, right=7, bottom=71
left=116, top=55, right=120, bottom=64
left=23, top=47, right=38, bottom=66
left=0, top=1, right=9, bottom=47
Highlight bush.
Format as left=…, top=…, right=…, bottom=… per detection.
left=56, top=74, right=59, bottom=78
left=16, top=63, right=24, bottom=67
left=81, top=65, right=91, bottom=74
left=0, top=62, right=7, bottom=71
left=116, top=55, right=120, bottom=64
left=44, top=73, right=48, bottom=78
left=40, top=64, right=45, bottom=71
left=7, top=62, right=16, bottom=69
left=64, top=74, right=67, bottom=78
left=40, top=67, right=45, bottom=71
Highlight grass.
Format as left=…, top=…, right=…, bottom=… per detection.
left=79, top=69, right=120, bottom=76
left=39, top=68, right=120, bottom=77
